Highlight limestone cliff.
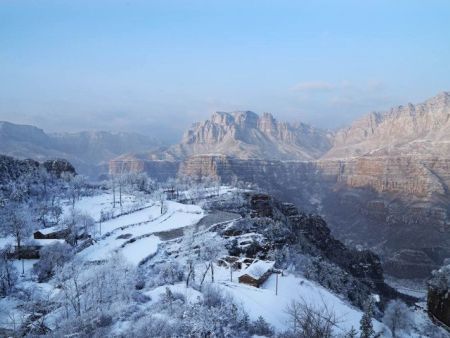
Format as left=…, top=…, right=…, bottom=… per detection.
left=150, top=111, right=332, bottom=161
left=324, top=92, right=450, bottom=159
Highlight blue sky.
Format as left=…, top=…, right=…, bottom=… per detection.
left=1, top=0, right=450, bottom=141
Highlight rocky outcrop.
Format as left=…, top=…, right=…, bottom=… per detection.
left=428, top=264, right=450, bottom=327
left=0, top=155, right=76, bottom=182
left=43, top=159, right=76, bottom=177
left=245, top=193, right=409, bottom=307
left=0, top=155, right=77, bottom=199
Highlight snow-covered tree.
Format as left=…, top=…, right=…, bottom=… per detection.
left=345, top=327, right=358, bottom=338
left=63, top=209, right=95, bottom=246
left=0, top=247, right=18, bottom=296
left=250, top=315, right=274, bottom=337
left=56, top=259, right=84, bottom=318
left=63, top=173, right=86, bottom=208
left=182, top=228, right=197, bottom=287
left=382, top=300, right=412, bottom=338
left=33, top=242, right=74, bottom=282
left=2, top=203, right=33, bottom=255
left=148, top=260, right=184, bottom=287
left=360, top=299, right=375, bottom=338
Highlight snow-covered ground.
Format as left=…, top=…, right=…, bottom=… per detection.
left=171, top=257, right=385, bottom=335
left=2, top=188, right=446, bottom=337
left=61, top=192, right=150, bottom=222
left=78, top=199, right=203, bottom=265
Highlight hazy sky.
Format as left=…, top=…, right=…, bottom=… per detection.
left=1, top=0, right=450, bottom=142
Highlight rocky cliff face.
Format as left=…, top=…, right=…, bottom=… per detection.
left=427, top=264, right=450, bottom=327
left=125, top=154, right=447, bottom=278
left=109, top=156, right=180, bottom=182
left=325, top=92, right=450, bottom=159
left=154, top=111, right=332, bottom=161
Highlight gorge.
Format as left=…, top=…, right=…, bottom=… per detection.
left=109, top=92, right=450, bottom=278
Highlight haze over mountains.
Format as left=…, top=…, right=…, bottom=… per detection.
left=0, top=121, right=162, bottom=177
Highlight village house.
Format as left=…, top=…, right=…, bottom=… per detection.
left=33, top=226, right=70, bottom=240
left=238, top=260, right=275, bottom=288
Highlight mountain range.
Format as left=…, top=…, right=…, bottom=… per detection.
left=116, top=91, right=450, bottom=163
left=0, top=121, right=162, bottom=178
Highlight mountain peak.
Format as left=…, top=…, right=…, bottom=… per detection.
left=425, top=91, right=450, bottom=106
left=172, top=110, right=331, bottom=160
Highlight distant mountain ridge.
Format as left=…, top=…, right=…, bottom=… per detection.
left=139, top=111, right=332, bottom=161
left=324, top=91, right=450, bottom=159
left=0, top=121, right=162, bottom=178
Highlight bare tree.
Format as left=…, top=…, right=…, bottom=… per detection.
left=199, top=235, right=224, bottom=286
left=182, top=228, right=197, bottom=287
left=158, top=191, right=167, bottom=215
left=4, top=204, right=33, bottom=257
left=284, top=297, right=340, bottom=338
left=63, top=173, right=86, bottom=209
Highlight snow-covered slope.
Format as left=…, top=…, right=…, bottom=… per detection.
left=1, top=188, right=446, bottom=337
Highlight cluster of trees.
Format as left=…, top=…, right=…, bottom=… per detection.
left=130, top=284, right=263, bottom=337
left=146, top=231, right=225, bottom=291
left=0, top=167, right=96, bottom=299
left=280, top=297, right=416, bottom=338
